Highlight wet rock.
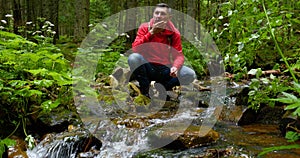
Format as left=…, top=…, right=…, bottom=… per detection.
left=108, top=67, right=131, bottom=88
left=234, top=86, right=250, bottom=106
left=237, top=108, right=258, bottom=126
left=27, top=129, right=102, bottom=158
left=219, top=105, right=244, bottom=123
left=256, top=105, right=285, bottom=124
left=279, top=111, right=300, bottom=136
left=238, top=105, right=285, bottom=126
left=29, top=106, right=81, bottom=136
left=148, top=125, right=219, bottom=149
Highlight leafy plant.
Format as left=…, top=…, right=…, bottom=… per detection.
left=258, top=82, right=300, bottom=156
left=0, top=138, right=16, bottom=158
left=271, top=82, right=300, bottom=117
left=246, top=68, right=289, bottom=110
left=0, top=30, right=73, bottom=140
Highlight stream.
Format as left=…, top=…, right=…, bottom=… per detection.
left=25, top=79, right=300, bottom=158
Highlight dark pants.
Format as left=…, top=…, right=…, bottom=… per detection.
left=128, top=53, right=196, bottom=95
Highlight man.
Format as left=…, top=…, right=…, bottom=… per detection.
left=128, top=3, right=196, bottom=99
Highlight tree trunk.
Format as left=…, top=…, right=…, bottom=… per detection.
left=124, top=0, right=137, bottom=43
left=13, top=0, right=24, bottom=34
left=58, top=0, right=75, bottom=37
left=74, top=0, right=90, bottom=43
left=0, top=0, right=12, bottom=31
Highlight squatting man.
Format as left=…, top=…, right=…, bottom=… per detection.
left=128, top=3, right=196, bottom=99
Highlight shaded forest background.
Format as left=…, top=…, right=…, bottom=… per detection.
left=1, top=0, right=299, bottom=71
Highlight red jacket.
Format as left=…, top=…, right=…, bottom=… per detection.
left=132, top=18, right=184, bottom=69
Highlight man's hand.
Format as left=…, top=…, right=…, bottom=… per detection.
left=170, top=67, right=178, bottom=78
left=150, top=21, right=167, bottom=35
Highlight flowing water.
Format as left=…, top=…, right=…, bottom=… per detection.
left=26, top=81, right=300, bottom=158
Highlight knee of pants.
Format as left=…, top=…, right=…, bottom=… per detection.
left=179, top=69, right=196, bottom=85
left=128, top=53, right=145, bottom=70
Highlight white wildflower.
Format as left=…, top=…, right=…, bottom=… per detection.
left=223, top=23, right=229, bottom=27
left=102, top=23, right=107, bottom=28
left=26, top=21, right=33, bottom=25
left=1, top=20, right=7, bottom=24
left=228, top=10, right=233, bottom=16
left=5, top=14, right=13, bottom=18
left=45, top=21, right=54, bottom=26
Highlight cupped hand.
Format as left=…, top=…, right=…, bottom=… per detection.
left=170, top=67, right=178, bottom=78
left=150, top=21, right=167, bottom=34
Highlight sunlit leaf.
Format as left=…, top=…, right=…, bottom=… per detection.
left=292, top=107, right=300, bottom=117
left=33, top=79, right=54, bottom=88
left=282, top=92, right=298, bottom=101
left=248, top=69, right=257, bottom=75
left=284, top=102, right=300, bottom=110
left=26, top=68, right=48, bottom=76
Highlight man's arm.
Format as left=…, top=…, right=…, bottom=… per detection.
left=132, top=24, right=152, bottom=52
left=171, top=32, right=184, bottom=70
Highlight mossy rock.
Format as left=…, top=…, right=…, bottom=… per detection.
left=148, top=125, right=220, bottom=149
left=133, top=94, right=151, bottom=106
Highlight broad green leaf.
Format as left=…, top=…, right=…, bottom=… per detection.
left=270, top=97, right=294, bottom=104
left=282, top=92, right=298, bottom=101
left=45, top=53, right=63, bottom=60
left=33, top=80, right=53, bottom=88
left=41, top=99, right=60, bottom=112
left=292, top=107, right=300, bottom=117
left=9, top=80, right=28, bottom=88
left=26, top=68, right=48, bottom=76
left=28, top=90, right=43, bottom=96
left=285, top=13, right=292, bottom=19
left=293, top=82, right=300, bottom=94
left=284, top=102, right=300, bottom=110
left=248, top=69, right=257, bottom=75
left=48, top=72, right=72, bottom=86
left=285, top=131, right=300, bottom=142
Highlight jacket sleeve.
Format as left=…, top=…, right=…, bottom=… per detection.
left=132, top=24, right=152, bottom=52
left=171, top=32, right=184, bottom=69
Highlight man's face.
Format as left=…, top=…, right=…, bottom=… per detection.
left=153, top=7, right=170, bottom=23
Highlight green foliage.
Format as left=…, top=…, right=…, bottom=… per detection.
left=90, top=0, right=112, bottom=24
left=259, top=83, right=300, bottom=156
left=182, top=40, right=207, bottom=78
left=205, top=0, right=300, bottom=77
left=247, top=70, right=289, bottom=110
left=0, top=30, right=73, bottom=138
left=270, top=82, right=300, bottom=116
left=258, top=144, right=300, bottom=157
left=285, top=131, right=300, bottom=142
left=0, top=138, right=16, bottom=158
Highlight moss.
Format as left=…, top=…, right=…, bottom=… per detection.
left=133, top=94, right=151, bottom=106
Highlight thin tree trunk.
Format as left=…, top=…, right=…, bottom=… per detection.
left=0, top=0, right=12, bottom=30
left=124, top=0, right=137, bottom=43
left=13, top=0, right=23, bottom=34
left=74, top=0, right=90, bottom=43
